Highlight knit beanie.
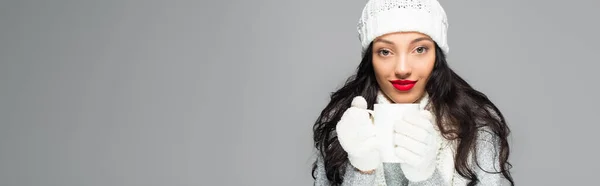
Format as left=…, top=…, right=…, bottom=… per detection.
left=357, top=0, right=449, bottom=56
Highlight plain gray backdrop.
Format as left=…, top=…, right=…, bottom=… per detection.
left=1, top=0, right=599, bottom=185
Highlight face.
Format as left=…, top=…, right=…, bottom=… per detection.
left=372, top=32, right=436, bottom=103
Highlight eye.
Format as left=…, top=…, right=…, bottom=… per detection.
left=415, top=46, right=428, bottom=54
left=377, top=49, right=392, bottom=57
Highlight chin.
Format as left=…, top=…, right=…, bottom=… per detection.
left=388, top=90, right=422, bottom=104
left=391, top=96, right=418, bottom=104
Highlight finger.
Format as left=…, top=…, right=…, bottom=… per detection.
left=394, top=145, right=421, bottom=166
left=346, top=107, right=372, bottom=126
left=351, top=96, right=368, bottom=109
left=402, top=112, right=434, bottom=131
left=394, top=120, right=429, bottom=143
left=394, top=133, right=426, bottom=156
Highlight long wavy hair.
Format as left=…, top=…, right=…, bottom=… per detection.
left=311, top=42, right=514, bottom=186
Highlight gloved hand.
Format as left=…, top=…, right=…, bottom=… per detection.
left=393, top=109, right=441, bottom=181
left=336, top=96, right=381, bottom=172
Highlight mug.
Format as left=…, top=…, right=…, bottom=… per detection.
left=373, top=103, right=420, bottom=163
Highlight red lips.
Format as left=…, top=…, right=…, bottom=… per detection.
left=390, top=80, right=417, bottom=91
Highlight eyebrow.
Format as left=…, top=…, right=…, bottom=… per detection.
left=410, top=37, right=434, bottom=44
left=374, top=37, right=434, bottom=45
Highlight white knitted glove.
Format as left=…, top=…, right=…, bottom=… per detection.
left=336, top=96, right=381, bottom=171
left=393, top=109, right=441, bottom=181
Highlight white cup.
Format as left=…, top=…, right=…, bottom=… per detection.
left=373, top=103, right=420, bottom=163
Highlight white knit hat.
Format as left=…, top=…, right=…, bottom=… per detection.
left=357, top=0, right=449, bottom=55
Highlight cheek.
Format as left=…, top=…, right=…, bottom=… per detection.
left=416, top=57, right=435, bottom=79
left=372, top=59, right=390, bottom=78
left=372, top=59, right=393, bottom=89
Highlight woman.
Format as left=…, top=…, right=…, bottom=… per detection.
left=311, top=0, right=514, bottom=185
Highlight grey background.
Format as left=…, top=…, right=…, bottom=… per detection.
left=0, top=0, right=598, bottom=185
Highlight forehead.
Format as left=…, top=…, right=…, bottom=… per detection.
left=375, top=31, right=433, bottom=44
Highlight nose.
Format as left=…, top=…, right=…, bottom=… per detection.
left=394, top=55, right=411, bottom=79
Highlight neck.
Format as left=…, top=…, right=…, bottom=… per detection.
left=376, top=90, right=430, bottom=110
